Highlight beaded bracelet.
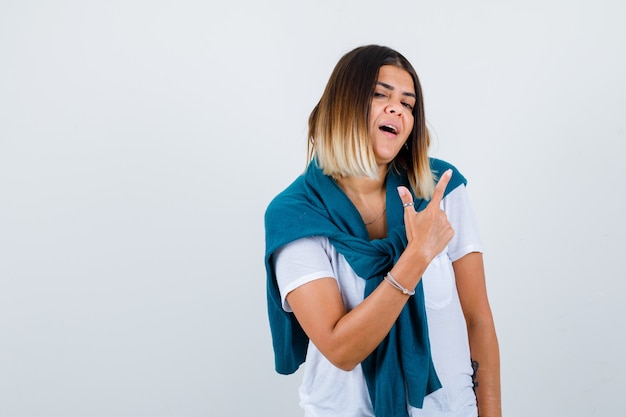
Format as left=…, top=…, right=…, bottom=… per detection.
left=384, top=272, right=415, bottom=296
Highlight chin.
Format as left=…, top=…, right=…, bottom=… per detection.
left=374, top=155, right=398, bottom=167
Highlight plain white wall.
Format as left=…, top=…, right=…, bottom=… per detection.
left=1, top=1, right=625, bottom=416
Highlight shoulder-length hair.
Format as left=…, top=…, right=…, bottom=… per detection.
left=307, top=44, right=435, bottom=199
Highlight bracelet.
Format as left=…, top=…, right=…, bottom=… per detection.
left=384, top=272, right=415, bottom=296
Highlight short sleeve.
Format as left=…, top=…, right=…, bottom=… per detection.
left=442, top=184, right=484, bottom=262
left=273, top=236, right=336, bottom=312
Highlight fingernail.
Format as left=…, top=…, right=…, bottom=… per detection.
left=397, top=186, right=407, bottom=196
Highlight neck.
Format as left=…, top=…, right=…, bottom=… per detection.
left=335, top=165, right=387, bottom=200
left=336, top=166, right=388, bottom=239
left=336, top=177, right=383, bottom=201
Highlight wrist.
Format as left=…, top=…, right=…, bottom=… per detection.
left=384, top=272, right=415, bottom=296
left=394, top=249, right=428, bottom=283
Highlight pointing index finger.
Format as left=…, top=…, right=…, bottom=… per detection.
left=429, top=169, right=452, bottom=207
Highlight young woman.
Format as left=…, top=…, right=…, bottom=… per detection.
left=264, top=45, right=501, bottom=417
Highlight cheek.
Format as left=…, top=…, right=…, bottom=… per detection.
left=369, top=103, right=382, bottom=121
left=404, top=118, right=415, bottom=139
left=407, top=114, right=415, bottom=129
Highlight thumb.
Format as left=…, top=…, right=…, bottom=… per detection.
left=397, top=186, right=415, bottom=211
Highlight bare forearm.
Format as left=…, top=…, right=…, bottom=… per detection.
left=325, top=249, right=429, bottom=369
left=468, top=322, right=501, bottom=417
left=452, top=253, right=501, bottom=416
left=329, top=281, right=409, bottom=369
left=290, top=178, right=454, bottom=371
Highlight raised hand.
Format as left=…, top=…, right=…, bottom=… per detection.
left=396, top=169, right=455, bottom=263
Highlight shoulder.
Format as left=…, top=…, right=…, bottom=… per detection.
left=265, top=175, right=307, bottom=220
left=429, top=157, right=466, bottom=181
left=264, top=173, right=334, bottom=258
left=429, top=157, right=467, bottom=196
left=429, top=158, right=467, bottom=190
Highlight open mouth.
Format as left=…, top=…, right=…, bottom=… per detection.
left=380, top=124, right=398, bottom=135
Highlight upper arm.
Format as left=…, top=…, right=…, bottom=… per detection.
left=286, top=278, right=348, bottom=349
left=274, top=237, right=349, bottom=353
left=443, top=185, right=492, bottom=324
left=274, top=236, right=336, bottom=311
left=453, top=252, right=494, bottom=326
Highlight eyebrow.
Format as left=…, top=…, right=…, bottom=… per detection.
left=377, top=81, right=417, bottom=98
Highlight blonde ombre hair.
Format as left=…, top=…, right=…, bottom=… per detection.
left=307, top=45, right=435, bottom=199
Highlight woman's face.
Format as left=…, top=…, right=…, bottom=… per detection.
left=368, top=65, right=416, bottom=166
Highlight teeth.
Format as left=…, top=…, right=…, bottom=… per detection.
left=381, top=125, right=397, bottom=134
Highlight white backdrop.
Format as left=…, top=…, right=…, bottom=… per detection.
left=1, top=1, right=625, bottom=416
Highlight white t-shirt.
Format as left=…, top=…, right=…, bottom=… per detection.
left=274, top=185, right=484, bottom=417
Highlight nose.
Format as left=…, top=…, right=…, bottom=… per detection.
left=386, top=102, right=402, bottom=115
